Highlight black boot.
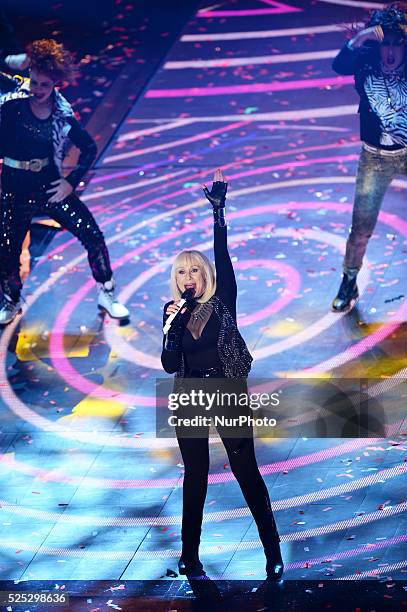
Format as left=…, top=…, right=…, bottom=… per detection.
left=265, top=540, right=284, bottom=581
left=178, top=553, right=205, bottom=577
left=255, top=499, right=284, bottom=581
left=331, top=273, right=359, bottom=313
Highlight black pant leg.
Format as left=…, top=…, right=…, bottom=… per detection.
left=45, top=194, right=112, bottom=283
left=0, top=192, right=34, bottom=301
left=176, top=432, right=210, bottom=556
left=221, top=432, right=280, bottom=549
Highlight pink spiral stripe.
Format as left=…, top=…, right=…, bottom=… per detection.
left=282, top=504, right=407, bottom=543
left=304, top=304, right=407, bottom=373
left=198, top=8, right=301, bottom=18
left=219, top=539, right=407, bottom=579
left=0, top=464, right=404, bottom=524
left=90, top=138, right=357, bottom=187
left=338, top=561, right=407, bottom=580
left=145, top=76, right=354, bottom=98
left=104, top=121, right=247, bottom=164
left=285, top=534, right=407, bottom=568
left=37, top=142, right=359, bottom=266
left=198, top=0, right=302, bottom=16
left=0, top=438, right=385, bottom=489
left=1, top=533, right=404, bottom=565
left=38, top=149, right=359, bottom=265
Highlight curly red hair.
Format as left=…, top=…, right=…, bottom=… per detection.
left=28, top=39, right=76, bottom=82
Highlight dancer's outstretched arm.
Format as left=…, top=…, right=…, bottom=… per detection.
left=332, top=25, right=383, bottom=75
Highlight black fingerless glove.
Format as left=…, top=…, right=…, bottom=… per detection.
left=203, top=180, right=228, bottom=227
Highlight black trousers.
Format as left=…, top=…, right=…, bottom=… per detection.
left=175, top=376, right=279, bottom=558
left=0, top=166, right=112, bottom=301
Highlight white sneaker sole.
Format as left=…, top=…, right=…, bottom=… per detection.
left=0, top=306, right=23, bottom=326
left=97, top=304, right=130, bottom=320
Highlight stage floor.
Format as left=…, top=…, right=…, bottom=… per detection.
left=0, top=0, right=406, bottom=591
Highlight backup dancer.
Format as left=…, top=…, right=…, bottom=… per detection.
left=0, top=39, right=129, bottom=324
left=161, top=169, right=283, bottom=580
left=331, top=5, right=407, bottom=312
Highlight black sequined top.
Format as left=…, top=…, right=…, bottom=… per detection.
left=161, top=224, right=238, bottom=374
left=0, top=96, right=97, bottom=188
left=2, top=97, right=53, bottom=159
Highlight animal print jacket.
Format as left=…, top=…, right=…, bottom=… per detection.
left=0, top=71, right=96, bottom=188
left=332, top=43, right=407, bottom=149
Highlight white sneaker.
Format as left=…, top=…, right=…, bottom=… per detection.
left=97, top=280, right=129, bottom=319
left=0, top=295, right=22, bottom=325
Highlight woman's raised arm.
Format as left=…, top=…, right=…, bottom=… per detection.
left=203, top=169, right=237, bottom=320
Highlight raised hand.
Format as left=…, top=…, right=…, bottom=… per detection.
left=203, top=168, right=228, bottom=210
left=350, top=25, right=384, bottom=48
left=4, top=53, right=29, bottom=71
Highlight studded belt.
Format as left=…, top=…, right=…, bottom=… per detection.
left=3, top=156, right=50, bottom=172
left=362, top=143, right=407, bottom=157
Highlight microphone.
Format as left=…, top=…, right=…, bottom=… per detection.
left=163, top=288, right=195, bottom=334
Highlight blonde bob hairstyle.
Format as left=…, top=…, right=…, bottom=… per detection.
left=170, top=250, right=216, bottom=304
